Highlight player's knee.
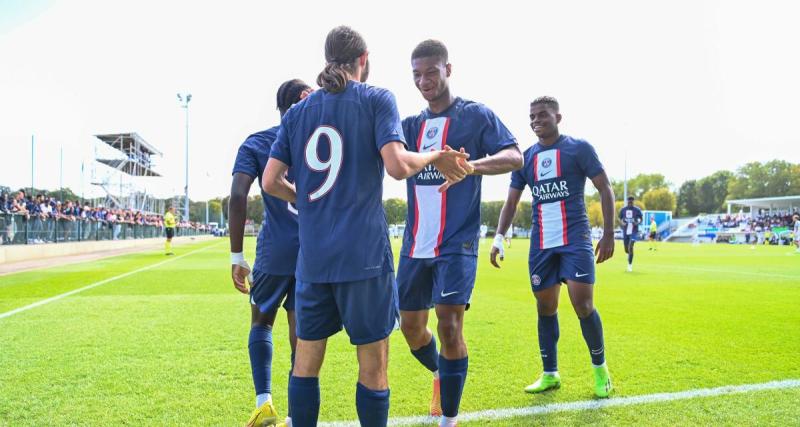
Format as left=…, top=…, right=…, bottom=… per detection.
left=400, top=320, right=424, bottom=340
left=437, top=319, right=462, bottom=347
left=536, top=299, right=558, bottom=316
left=573, top=301, right=595, bottom=318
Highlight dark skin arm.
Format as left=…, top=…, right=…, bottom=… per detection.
left=490, top=186, right=523, bottom=268
left=439, top=146, right=522, bottom=192
left=229, top=172, right=255, bottom=294
left=591, top=171, right=615, bottom=264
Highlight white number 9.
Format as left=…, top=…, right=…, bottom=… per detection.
left=304, top=125, right=343, bottom=202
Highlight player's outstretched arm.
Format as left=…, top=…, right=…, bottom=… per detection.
left=380, top=141, right=470, bottom=182
left=229, top=172, right=255, bottom=294
left=468, top=146, right=524, bottom=176
left=262, top=158, right=297, bottom=204
left=591, top=171, right=615, bottom=264
left=491, top=187, right=523, bottom=268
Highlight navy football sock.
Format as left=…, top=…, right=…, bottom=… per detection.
left=439, top=355, right=468, bottom=418
left=287, top=351, right=295, bottom=418
left=355, top=382, right=390, bottom=427
left=288, top=376, right=320, bottom=427
left=538, top=313, right=559, bottom=372
left=579, top=310, right=606, bottom=366
left=411, top=335, right=440, bottom=373
left=628, top=243, right=635, bottom=264
left=248, top=325, right=273, bottom=396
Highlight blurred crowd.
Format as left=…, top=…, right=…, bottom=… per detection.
left=1, top=189, right=210, bottom=234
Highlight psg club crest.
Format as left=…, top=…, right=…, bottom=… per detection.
left=531, top=274, right=541, bottom=287
left=426, top=127, right=439, bottom=139
left=542, top=158, right=552, bottom=168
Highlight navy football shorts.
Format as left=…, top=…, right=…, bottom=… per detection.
left=294, top=271, right=398, bottom=345
left=396, top=254, right=477, bottom=310
left=529, top=243, right=595, bottom=291
left=250, top=270, right=295, bottom=313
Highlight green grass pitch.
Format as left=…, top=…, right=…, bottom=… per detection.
left=1, top=238, right=799, bottom=425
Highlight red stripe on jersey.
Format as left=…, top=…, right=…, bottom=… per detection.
left=435, top=193, right=447, bottom=257
left=409, top=190, right=421, bottom=257
left=556, top=149, right=562, bottom=177
left=533, top=153, right=539, bottom=182
left=538, top=203, right=544, bottom=249
left=434, top=118, right=450, bottom=257
left=416, top=120, right=427, bottom=151
left=560, top=200, right=568, bottom=245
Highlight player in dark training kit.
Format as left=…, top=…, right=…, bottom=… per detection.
left=262, top=27, right=470, bottom=427
left=229, top=79, right=313, bottom=427
left=491, top=96, right=616, bottom=398
left=397, top=40, right=522, bottom=426
left=619, top=196, right=643, bottom=272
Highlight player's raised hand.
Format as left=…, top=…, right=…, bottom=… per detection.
left=231, top=256, right=253, bottom=294
left=490, top=233, right=505, bottom=268
left=595, top=234, right=614, bottom=264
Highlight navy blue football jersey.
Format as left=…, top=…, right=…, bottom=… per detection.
left=270, top=81, right=405, bottom=283
left=232, top=126, right=299, bottom=275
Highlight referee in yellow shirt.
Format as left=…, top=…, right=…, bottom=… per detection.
left=164, top=206, right=177, bottom=255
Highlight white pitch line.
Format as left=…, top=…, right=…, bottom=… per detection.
left=319, top=378, right=800, bottom=427
left=0, top=241, right=222, bottom=320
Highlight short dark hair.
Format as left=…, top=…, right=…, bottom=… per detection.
left=317, top=26, right=367, bottom=94
left=531, top=96, right=560, bottom=112
left=276, top=79, right=311, bottom=115
left=627, top=196, right=635, bottom=201
left=411, top=39, right=448, bottom=63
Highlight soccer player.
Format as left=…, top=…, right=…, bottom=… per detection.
left=490, top=96, right=616, bottom=398
left=164, top=206, right=176, bottom=255
left=793, top=215, right=800, bottom=253
left=619, top=196, right=643, bottom=271
left=397, top=40, right=522, bottom=426
left=262, top=27, right=470, bottom=427
left=229, top=79, right=313, bottom=427
left=648, top=217, right=659, bottom=251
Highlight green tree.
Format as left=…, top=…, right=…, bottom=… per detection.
left=587, top=201, right=603, bottom=227
left=677, top=180, right=699, bottom=216
left=480, top=201, right=504, bottom=227
left=728, top=160, right=800, bottom=199
left=695, top=170, right=733, bottom=214
left=642, top=188, right=677, bottom=212
left=383, top=198, right=407, bottom=225
left=512, top=201, right=532, bottom=229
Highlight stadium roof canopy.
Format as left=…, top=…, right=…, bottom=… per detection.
left=726, top=195, right=800, bottom=213
left=95, top=132, right=162, bottom=156
left=94, top=133, right=161, bottom=177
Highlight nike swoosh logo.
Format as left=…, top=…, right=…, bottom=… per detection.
left=422, top=142, right=438, bottom=151
left=440, top=290, right=459, bottom=297
left=575, top=272, right=589, bottom=277
left=540, top=170, right=552, bottom=177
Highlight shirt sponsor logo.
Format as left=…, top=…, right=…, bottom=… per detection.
left=531, top=180, right=570, bottom=201
left=416, top=164, right=445, bottom=182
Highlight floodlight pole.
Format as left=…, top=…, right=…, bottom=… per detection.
left=177, top=93, right=192, bottom=221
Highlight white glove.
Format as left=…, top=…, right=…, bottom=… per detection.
left=231, top=252, right=254, bottom=283
left=492, top=233, right=505, bottom=259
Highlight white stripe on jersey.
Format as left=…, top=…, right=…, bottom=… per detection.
left=411, top=186, right=444, bottom=258
left=539, top=200, right=567, bottom=249
left=410, top=117, right=449, bottom=259
left=534, top=149, right=566, bottom=249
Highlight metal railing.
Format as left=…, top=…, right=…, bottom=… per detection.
left=0, top=213, right=208, bottom=245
